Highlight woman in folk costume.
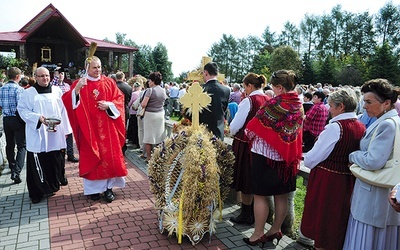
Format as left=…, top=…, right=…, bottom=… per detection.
left=343, top=79, right=400, bottom=249
left=17, top=67, right=72, bottom=204
left=62, top=55, right=128, bottom=203
left=300, top=88, right=366, bottom=250
left=243, top=69, right=304, bottom=247
left=229, top=73, right=270, bottom=225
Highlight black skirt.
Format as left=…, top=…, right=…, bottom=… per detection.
left=231, top=138, right=252, bottom=194
left=251, top=152, right=296, bottom=196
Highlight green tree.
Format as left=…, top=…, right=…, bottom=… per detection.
left=0, top=55, right=13, bottom=69
left=115, top=32, right=127, bottom=45
left=270, top=46, right=302, bottom=76
left=152, top=43, right=173, bottom=82
left=347, top=53, right=369, bottom=84
left=337, top=64, right=363, bottom=86
left=103, top=3, right=400, bottom=87
left=251, top=49, right=272, bottom=77
left=176, top=72, right=188, bottom=83
left=300, top=53, right=316, bottom=84
left=317, top=55, right=336, bottom=85
left=261, top=26, right=278, bottom=52
left=245, top=35, right=264, bottom=65
left=233, top=38, right=250, bottom=82
left=208, top=34, right=238, bottom=82
left=133, top=45, right=153, bottom=77
left=330, top=5, right=345, bottom=57
left=278, top=22, right=301, bottom=53
left=315, top=14, right=335, bottom=58
left=368, top=42, right=400, bottom=84
left=340, top=12, right=356, bottom=56
left=345, top=12, right=376, bottom=57
left=225, top=35, right=264, bottom=82
left=375, top=2, right=400, bottom=49
left=0, top=55, right=28, bottom=72
left=300, top=14, right=319, bottom=58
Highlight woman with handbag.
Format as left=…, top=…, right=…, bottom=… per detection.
left=140, top=72, right=167, bottom=162
left=343, top=79, right=400, bottom=249
left=300, top=88, right=366, bottom=250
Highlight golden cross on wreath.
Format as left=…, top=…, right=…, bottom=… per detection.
left=179, top=82, right=211, bottom=129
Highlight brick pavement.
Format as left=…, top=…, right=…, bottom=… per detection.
left=0, top=139, right=308, bottom=250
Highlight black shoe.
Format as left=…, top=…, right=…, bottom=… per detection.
left=67, top=156, right=79, bottom=162
left=89, top=193, right=101, bottom=201
left=31, top=198, right=41, bottom=204
left=13, top=175, right=22, bottom=184
left=230, top=214, right=254, bottom=225
left=104, top=189, right=115, bottom=203
left=60, top=178, right=68, bottom=186
left=230, top=204, right=254, bottom=225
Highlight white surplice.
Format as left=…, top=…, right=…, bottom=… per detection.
left=17, top=86, right=72, bottom=152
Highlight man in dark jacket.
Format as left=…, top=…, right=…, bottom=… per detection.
left=199, top=62, right=230, bottom=140
left=115, top=71, right=132, bottom=154
left=115, top=71, right=132, bottom=124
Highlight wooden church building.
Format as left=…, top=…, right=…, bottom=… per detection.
left=0, top=3, right=138, bottom=79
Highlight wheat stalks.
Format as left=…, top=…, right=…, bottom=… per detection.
left=85, top=42, right=97, bottom=76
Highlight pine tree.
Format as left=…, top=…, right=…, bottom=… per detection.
left=368, top=43, right=400, bottom=85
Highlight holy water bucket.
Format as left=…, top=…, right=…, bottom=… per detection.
left=44, top=118, right=61, bottom=132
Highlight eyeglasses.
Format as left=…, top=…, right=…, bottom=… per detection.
left=36, top=75, right=50, bottom=78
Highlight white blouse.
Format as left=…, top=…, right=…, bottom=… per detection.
left=304, top=112, right=358, bottom=169
left=229, top=89, right=264, bottom=136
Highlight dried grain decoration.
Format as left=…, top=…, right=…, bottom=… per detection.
left=148, top=125, right=234, bottom=245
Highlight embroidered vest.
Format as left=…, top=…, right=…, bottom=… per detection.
left=234, top=94, right=269, bottom=142
left=318, top=119, right=365, bottom=174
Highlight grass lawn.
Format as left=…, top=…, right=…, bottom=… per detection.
left=170, top=115, right=181, bottom=122
left=294, top=177, right=307, bottom=236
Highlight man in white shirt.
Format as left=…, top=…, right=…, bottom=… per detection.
left=18, top=67, right=72, bottom=203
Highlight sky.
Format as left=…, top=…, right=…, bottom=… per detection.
left=0, top=0, right=398, bottom=77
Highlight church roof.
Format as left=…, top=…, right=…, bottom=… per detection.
left=0, top=3, right=137, bottom=52
left=0, top=32, right=27, bottom=44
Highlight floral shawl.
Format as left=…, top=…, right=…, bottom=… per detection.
left=245, top=92, right=304, bottom=180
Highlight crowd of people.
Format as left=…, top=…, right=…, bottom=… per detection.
left=1, top=61, right=400, bottom=249
left=225, top=75, right=400, bottom=249
left=110, top=64, right=400, bottom=249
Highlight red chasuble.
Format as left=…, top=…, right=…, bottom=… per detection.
left=62, top=75, right=128, bottom=180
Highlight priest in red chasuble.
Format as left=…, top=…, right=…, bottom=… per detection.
left=62, top=56, right=128, bottom=203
